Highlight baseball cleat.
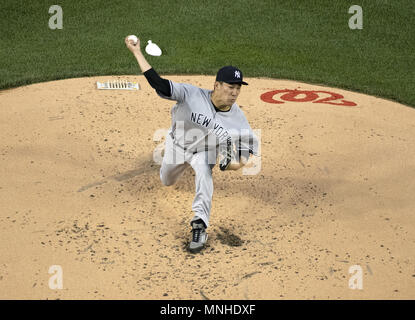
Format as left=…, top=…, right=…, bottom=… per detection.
left=189, top=219, right=208, bottom=253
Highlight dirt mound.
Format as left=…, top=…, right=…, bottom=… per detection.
left=0, top=75, right=414, bottom=299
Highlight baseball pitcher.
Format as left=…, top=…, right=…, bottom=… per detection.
left=125, top=35, right=259, bottom=253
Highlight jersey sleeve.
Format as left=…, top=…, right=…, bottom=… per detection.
left=156, top=81, right=194, bottom=102
left=233, top=108, right=260, bottom=157
left=236, top=128, right=260, bottom=157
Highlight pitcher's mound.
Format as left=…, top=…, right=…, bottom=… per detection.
left=0, top=75, right=414, bottom=299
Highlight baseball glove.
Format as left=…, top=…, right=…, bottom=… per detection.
left=219, top=137, right=234, bottom=171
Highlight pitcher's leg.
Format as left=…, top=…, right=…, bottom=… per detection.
left=159, top=132, right=188, bottom=186
left=160, top=161, right=188, bottom=186
left=190, top=154, right=215, bottom=228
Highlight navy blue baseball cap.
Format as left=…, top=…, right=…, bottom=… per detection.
left=216, top=66, right=248, bottom=85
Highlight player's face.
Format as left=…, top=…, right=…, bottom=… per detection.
left=216, top=82, right=241, bottom=106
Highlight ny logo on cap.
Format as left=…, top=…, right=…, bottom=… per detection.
left=234, top=70, right=241, bottom=79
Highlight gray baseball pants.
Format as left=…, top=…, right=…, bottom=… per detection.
left=160, top=132, right=216, bottom=228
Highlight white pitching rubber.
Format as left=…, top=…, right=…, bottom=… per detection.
left=97, top=80, right=140, bottom=90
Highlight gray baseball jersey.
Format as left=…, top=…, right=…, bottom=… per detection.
left=158, top=81, right=259, bottom=157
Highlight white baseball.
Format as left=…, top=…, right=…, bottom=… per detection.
left=127, top=35, right=138, bottom=45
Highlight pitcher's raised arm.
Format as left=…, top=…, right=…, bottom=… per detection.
left=125, top=35, right=171, bottom=97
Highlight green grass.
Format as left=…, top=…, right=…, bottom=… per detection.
left=1, top=0, right=414, bottom=106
